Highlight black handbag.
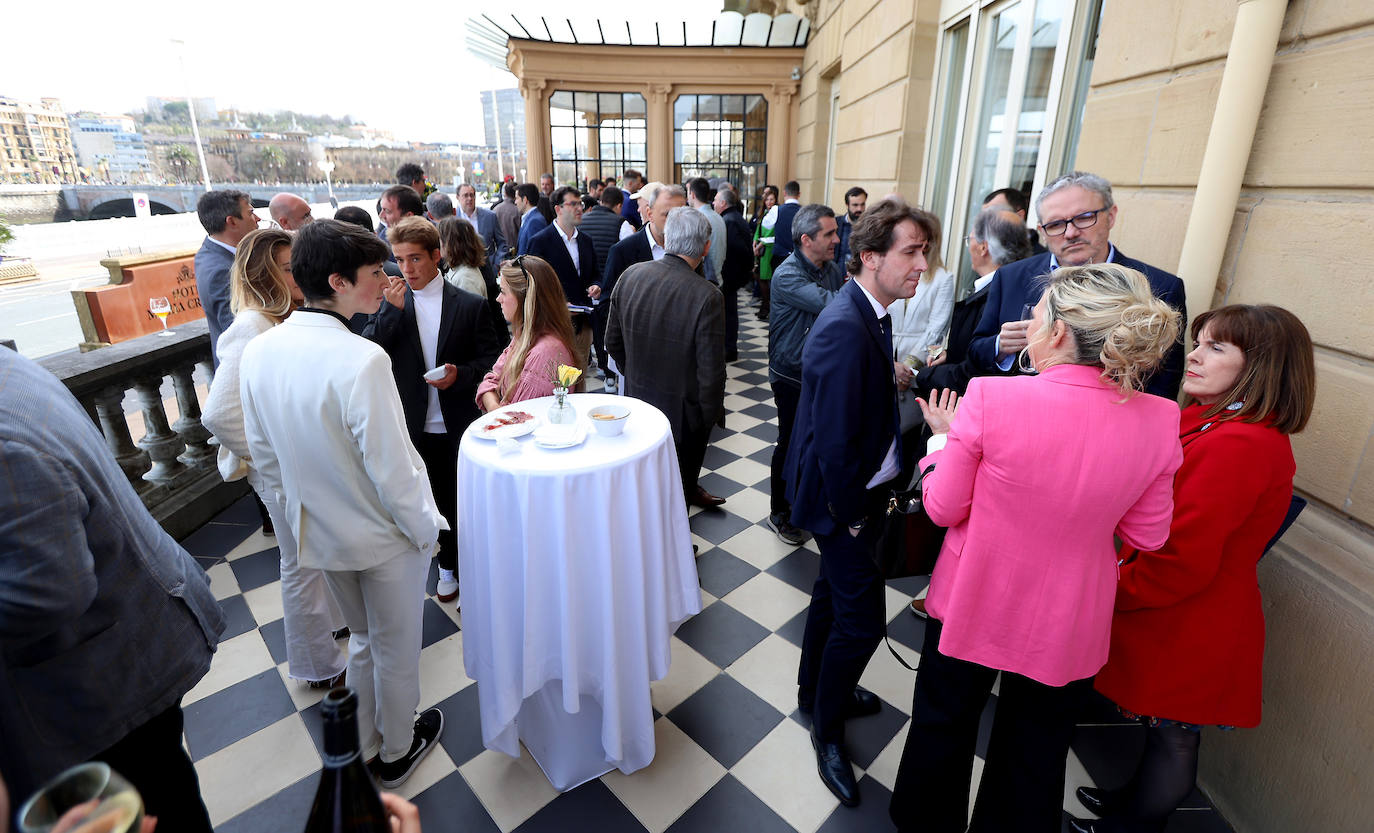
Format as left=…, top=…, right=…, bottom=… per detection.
left=872, top=463, right=947, bottom=580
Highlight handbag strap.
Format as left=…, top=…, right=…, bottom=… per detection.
left=884, top=633, right=918, bottom=672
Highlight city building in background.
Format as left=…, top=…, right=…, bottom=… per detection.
left=69, top=113, right=152, bottom=184
left=0, top=95, right=78, bottom=184
left=480, top=88, right=526, bottom=153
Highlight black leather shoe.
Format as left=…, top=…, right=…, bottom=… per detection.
left=687, top=486, right=726, bottom=508
left=810, top=727, right=859, bottom=807
left=1076, top=786, right=1121, bottom=817
left=1066, top=815, right=1104, bottom=833
left=798, top=686, right=882, bottom=719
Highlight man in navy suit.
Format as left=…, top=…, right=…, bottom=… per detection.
left=525, top=185, right=602, bottom=369
left=967, top=171, right=1187, bottom=399
left=193, top=189, right=257, bottom=366
left=455, top=183, right=508, bottom=263
left=362, top=217, right=502, bottom=605
left=514, top=183, right=547, bottom=256
left=786, top=198, right=939, bottom=809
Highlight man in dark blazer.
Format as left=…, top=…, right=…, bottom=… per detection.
left=967, top=171, right=1187, bottom=399
left=602, top=185, right=688, bottom=301
left=525, top=185, right=602, bottom=369
left=362, top=217, right=502, bottom=605
left=769, top=180, right=803, bottom=272
left=193, top=188, right=257, bottom=365
left=606, top=207, right=726, bottom=509
left=514, top=182, right=547, bottom=256
left=785, top=198, right=939, bottom=809
left=455, top=183, right=508, bottom=263
left=493, top=182, right=521, bottom=258
left=914, top=208, right=1031, bottom=399
left=715, top=187, right=754, bottom=363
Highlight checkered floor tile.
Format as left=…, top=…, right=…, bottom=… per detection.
left=183, top=291, right=1234, bottom=832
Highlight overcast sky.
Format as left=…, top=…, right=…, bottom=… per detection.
left=3, top=0, right=726, bottom=144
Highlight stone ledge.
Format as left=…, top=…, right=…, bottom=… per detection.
left=1273, top=498, right=1374, bottom=613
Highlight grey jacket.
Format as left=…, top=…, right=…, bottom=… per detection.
left=0, top=348, right=224, bottom=797
left=605, top=254, right=726, bottom=441
left=767, top=251, right=845, bottom=385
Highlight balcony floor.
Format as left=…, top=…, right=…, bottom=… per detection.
left=180, top=297, right=1236, bottom=833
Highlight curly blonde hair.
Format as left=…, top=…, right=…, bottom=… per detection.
left=1030, top=263, right=1180, bottom=398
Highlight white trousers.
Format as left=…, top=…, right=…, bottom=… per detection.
left=251, top=478, right=347, bottom=683
left=323, top=551, right=427, bottom=763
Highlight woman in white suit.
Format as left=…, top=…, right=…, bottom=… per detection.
left=202, top=228, right=347, bottom=688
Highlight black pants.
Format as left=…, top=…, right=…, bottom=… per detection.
left=676, top=422, right=711, bottom=499
left=723, top=285, right=739, bottom=356
left=797, top=523, right=886, bottom=743
left=890, top=618, right=1088, bottom=833
left=95, top=702, right=213, bottom=833
left=769, top=378, right=802, bottom=517
left=414, top=432, right=458, bottom=572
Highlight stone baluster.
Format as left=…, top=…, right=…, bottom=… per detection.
left=133, top=374, right=187, bottom=484
left=170, top=363, right=215, bottom=467
left=93, top=385, right=153, bottom=495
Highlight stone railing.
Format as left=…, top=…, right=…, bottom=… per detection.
left=38, top=318, right=248, bottom=539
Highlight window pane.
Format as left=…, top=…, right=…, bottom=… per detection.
left=552, top=126, right=575, bottom=158
left=674, top=95, right=695, bottom=129
left=963, top=4, right=1020, bottom=268
left=1009, top=0, right=1067, bottom=197
left=745, top=96, right=767, bottom=129
left=624, top=94, right=646, bottom=117
left=554, top=161, right=576, bottom=185
left=573, top=92, right=596, bottom=120
left=929, top=19, right=970, bottom=264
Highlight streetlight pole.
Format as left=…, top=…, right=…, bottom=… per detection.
left=492, top=93, right=506, bottom=182
left=171, top=38, right=213, bottom=193
left=508, top=122, right=517, bottom=183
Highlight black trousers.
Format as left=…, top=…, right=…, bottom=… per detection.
left=723, top=285, right=740, bottom=356
left=890, top=618, right=1088, bottom=833
left=95, top=702, right=214, bottom=833
left=676, top=422, right=711, bottom=499
left=769, top=378, right=802, bottom=517
left=797, top=523, right=886, bottom=743
left=414, top=431, right=459, bottom=572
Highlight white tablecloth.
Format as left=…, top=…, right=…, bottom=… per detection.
left=457, top=393, right=700, bottom=788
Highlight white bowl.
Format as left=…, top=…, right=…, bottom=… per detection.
left=587, top=404, right=630, bottom=437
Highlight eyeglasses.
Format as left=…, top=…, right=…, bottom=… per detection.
left=1040, top=208, right=1106, bottom=236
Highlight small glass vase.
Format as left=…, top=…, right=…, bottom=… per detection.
left=547, top=386, right=575, bottom=425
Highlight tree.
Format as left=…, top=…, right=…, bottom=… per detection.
left=163, top=100, right=190, bottom=123
left=257, top=145, right=286, bottom=183
left=167, top=144, right=196, bottom=183
left=0, top=217, right=13, bottom=258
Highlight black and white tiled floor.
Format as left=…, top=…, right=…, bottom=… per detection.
left=181, top=295, right=1235, bottom=833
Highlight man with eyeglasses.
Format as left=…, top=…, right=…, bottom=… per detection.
left=524, top=185, right=602, bottom=369
left=966, top=171, right=1187, bottom=399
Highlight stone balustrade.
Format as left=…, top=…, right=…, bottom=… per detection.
left=38, top=318, right=248, bottom=539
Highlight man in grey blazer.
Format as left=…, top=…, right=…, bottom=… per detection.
left=0, top=347, right=225, bottom=830
left=606, top=207, right=727, bottom=508
left=194, top=188, right=258, bottom=365
left=456, top=183, right=508, bottom=263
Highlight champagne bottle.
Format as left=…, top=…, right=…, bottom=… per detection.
left=302, top=687, right=390, bottom=833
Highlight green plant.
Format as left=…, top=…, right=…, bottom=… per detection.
left=0, top=216, right=13, bottom=258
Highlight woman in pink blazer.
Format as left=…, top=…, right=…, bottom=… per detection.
left=890, top=264, right=1184, bottom=833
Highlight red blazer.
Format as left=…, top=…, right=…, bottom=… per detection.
left=1094, top=404, right=1296, bottom=727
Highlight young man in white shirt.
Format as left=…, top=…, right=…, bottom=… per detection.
left=240, top=219, right=445, bottom=789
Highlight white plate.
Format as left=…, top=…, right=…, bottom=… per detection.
left=472, top=409, right=541, bottom=440
left=532, top=422, right=587, bottom=449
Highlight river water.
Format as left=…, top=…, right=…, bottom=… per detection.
left=1, top=200, right=369, bottom=358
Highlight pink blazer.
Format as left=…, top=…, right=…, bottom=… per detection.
left=921, top=363, right=1182, bottom=686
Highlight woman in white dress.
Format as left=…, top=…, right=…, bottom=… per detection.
left=202, top=228, right=347, bottom=688
left=888, top=212, right=956, bottom=369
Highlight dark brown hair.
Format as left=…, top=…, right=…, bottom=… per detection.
left=1189, top=304, right=1316, bottom=434
left=437, top=216, right=486, bottom=270
left=844, top=197, right=937, bottom=276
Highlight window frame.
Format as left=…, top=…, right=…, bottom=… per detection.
left=547, top=90, right=648, bottom=189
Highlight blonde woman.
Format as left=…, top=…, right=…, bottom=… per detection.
left=476, top=255, right=579, bottom=411
left=202, top=228, right=347, bottom=688
left=890, top=264, right=1184, bottom=833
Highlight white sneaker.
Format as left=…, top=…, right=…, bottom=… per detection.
left=436, top=577, right=458, bottom=603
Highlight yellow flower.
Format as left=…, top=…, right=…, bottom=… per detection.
left=556, top=364, right=582, bottom=388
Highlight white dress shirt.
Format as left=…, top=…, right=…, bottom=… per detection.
left=854, top=279, right=901, bottom=489
left=555, top=222, right=580, bottom=272
left=411, top=277, right=446, bottom=434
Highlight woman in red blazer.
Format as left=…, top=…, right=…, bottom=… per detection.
left=1071, top=305, right=1317, bottom=833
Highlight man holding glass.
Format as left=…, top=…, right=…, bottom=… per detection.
left=965, top=171, right=1187, bottom=399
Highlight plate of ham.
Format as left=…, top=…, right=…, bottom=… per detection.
left=472, top=408, right=540, bottom=440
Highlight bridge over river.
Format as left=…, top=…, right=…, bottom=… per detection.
left=0, top=183, right=399, bottom=223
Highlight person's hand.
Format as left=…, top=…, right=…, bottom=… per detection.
left=383, top=276, right=408, bottom=310
left=752, top=240, right=764, bottom=256
left=917, top=388, right=960, bottom=435
left=379, top=792, right=421, bottom=833
left=893, top=361, right=914, bottom=392
left=927, top=350, right=947, bottom=368
left=997, top=319, right=1030, bottom=358
left=587, top=284, right=602, bottom=301
left=425, top=364, right=458, bottom=390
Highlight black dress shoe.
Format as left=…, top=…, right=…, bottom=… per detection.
left=687, top=486, right=726, bottom=508
left=798, top=686, right=882, bottom=719
left=725, top=350, right=739, bottom=363
left=1076, top=786, right=1121, bottom=817
left=810, top=727, right=859, bottom=807
left=1066, top=815, right=1105, bottom=833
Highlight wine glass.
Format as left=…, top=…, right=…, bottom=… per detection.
left=16, top=762, right=145, bottom=833
left=149, top=297, right=173, bottom=336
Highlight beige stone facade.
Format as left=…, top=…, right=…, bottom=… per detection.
left=0, top=95, right=78, bottom=184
